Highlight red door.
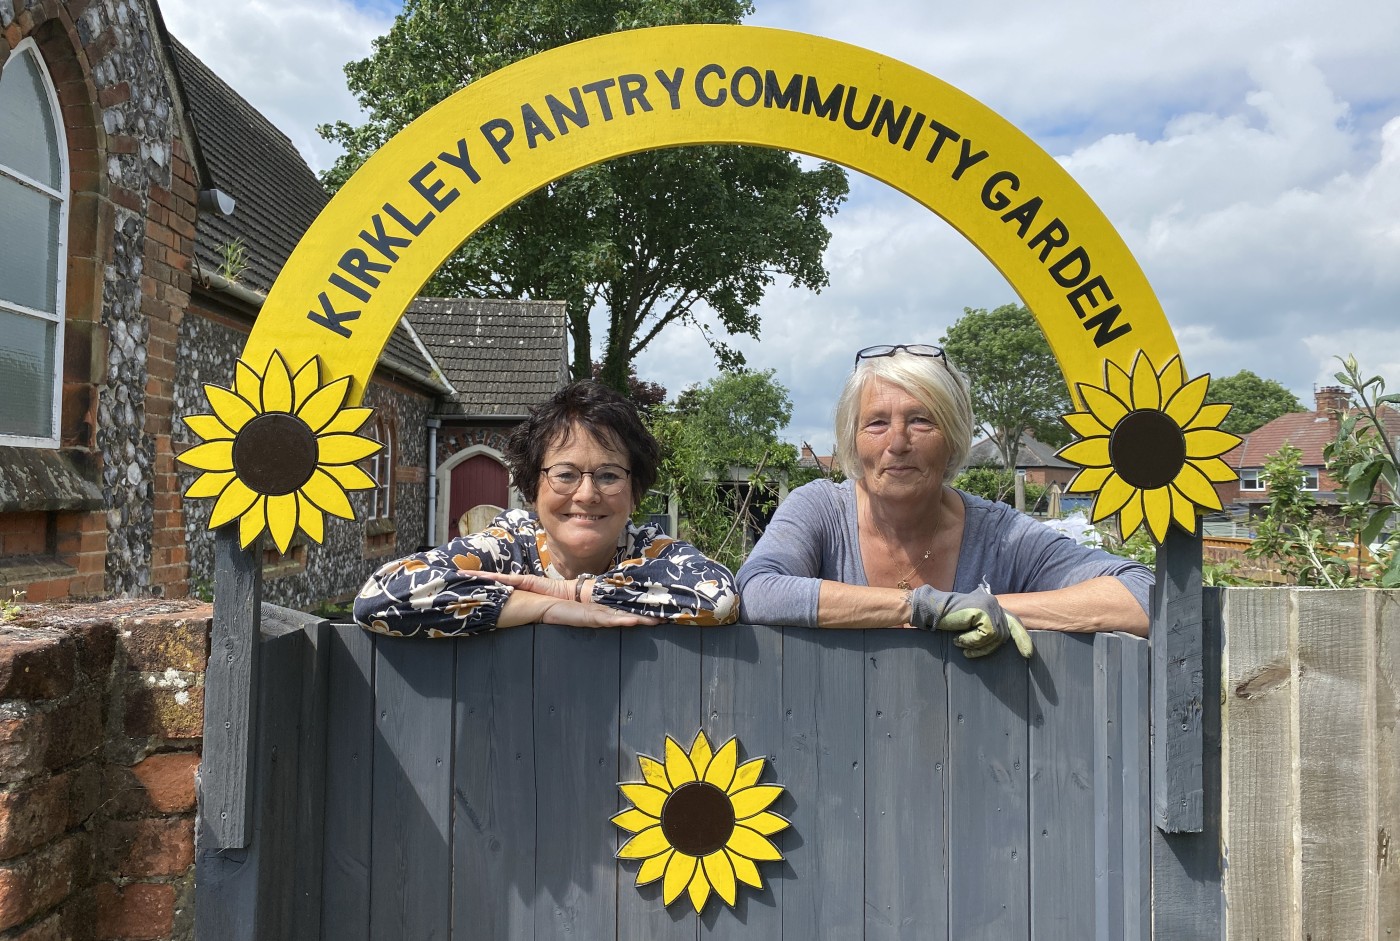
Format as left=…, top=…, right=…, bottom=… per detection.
left=448, top=454, right=510, bottom=529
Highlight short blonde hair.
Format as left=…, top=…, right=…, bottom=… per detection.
left=833, top=351, right=975, bottom=483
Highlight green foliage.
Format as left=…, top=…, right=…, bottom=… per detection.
left=648, top=369, right=798, bottom=570
left=1323, top=355, right=1400, bottom=586
left=217, top=238, right=249, bottom=283
left=1206, top=370, right=1304, bottom=435
left=318, top=0, right=849, bottom=390
left=951, top=464, right=1043, bottom=508
left=1, top=590, right=25, bottom=622
left=941, top=304, right=1070, bottom=471
left=1246, top=444, right=1354, bottom=587
left=1102, top=525, right=1248, bottom=587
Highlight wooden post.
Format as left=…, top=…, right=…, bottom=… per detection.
left=1152, top=526, right=1204, bottom=832
left=199, top=527, right=263, bottom=848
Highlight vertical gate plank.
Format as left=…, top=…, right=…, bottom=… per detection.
left=1120, top=636, right=1151, bottom=941
left=865, top=629, right=949, bottom=941
left=617, top=626, right=704, bottom=941
left=533, top=627, right=621, bottom=940
left=781, top=628, right=865, bottom=940
left=1028, top=631, right=1096, bottom=941
left=371, top=639, right=454, bottom=941
left=321, top=625, right=375, bottom=941
left=291, top=620, right=331, bottom=941
left=1297, top=589, right=1377, bottom=940
left=1378, top=593, right=1400, bottom=938
left=453, top=629, right=538, bottom=941
left=701, top=623, right=785, bottom=939
left=1153, top=529, right=1204, bottom=832
left=1221, top=587, right=1297, bottom=941
left=948, top=647, right=1031, bottom=940
left=1094, top=635, right=1125, bottom=941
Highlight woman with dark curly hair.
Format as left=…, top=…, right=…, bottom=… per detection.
left=354, top=381, right=739, bottom=637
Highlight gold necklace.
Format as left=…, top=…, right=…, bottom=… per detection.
left=873, top=513, right=942, bottom=590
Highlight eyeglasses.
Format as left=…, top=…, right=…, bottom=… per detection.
left=541, top=463, right=632, bottom=496
left=854, top=344, right=947, bottom=367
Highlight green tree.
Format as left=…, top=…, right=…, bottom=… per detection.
left=318, top=0, right=849, bottom=392
left=648, top=369, right=798, bottom=570
left=1324, top=355, right=1400, bottom=586
left=1206, top=370, right=1304, bottom=435
left=1246, top=443, right=1351, bottom=587
left=941, top=303, right=1070, bottom=471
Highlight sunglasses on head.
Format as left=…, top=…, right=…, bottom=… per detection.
left=853, top=344, right=947, bottom=367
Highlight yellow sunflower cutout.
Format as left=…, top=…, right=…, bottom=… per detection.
left=178, top=351, right=382, bottom=553
left=613, top=731, right=788, bottom=912
left=1056, top=352, right=1241, bottom=543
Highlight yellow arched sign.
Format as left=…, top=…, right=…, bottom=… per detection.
left=178, top=25, right=1238, bottom=550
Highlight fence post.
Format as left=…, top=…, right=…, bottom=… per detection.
left=1152, top=527, right=1203, bottom=832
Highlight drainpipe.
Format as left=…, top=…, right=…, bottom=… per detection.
left=426, top=418, right=441, bottom=546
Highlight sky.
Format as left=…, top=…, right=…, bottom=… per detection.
left=159, top=0, right=1400, bottom=453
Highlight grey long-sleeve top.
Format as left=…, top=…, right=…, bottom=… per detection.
left=735, top=479, right=1153, bottom=627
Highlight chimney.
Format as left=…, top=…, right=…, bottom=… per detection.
left=1315, top=385, right=1350, bottom=415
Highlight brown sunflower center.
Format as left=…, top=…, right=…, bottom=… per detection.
left=1108, top=409, right=1186, bottom=490
left=231, top=413, right=318, bottom=496
left=660, top=781, right=735, bottom=857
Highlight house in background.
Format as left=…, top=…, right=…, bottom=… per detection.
left=965, top=431, right=1076, bottom=490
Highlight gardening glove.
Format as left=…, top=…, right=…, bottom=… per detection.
left=909, top=581, right=1034, bottom=660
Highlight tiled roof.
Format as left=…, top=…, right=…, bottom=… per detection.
left=967, top=432, right=1073, bottom=469
left=408, top=298, right=570, bottom=417
left=167, top=37, right=327, bottom=296
left=1224, top=405, right=1400, bottom=470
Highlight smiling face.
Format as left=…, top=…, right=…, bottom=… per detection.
left=854, top=378, right=952, bottom=506
left=534, top=422, right=635, bottom=577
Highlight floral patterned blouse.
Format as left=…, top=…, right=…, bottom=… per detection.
left=353, top=508, right=741, bottom=638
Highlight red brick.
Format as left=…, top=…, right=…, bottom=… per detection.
left=128, top=753, right=197, bottom=814
left=0, top=633, right=75, bottom=700
left=103, top=818, right=193, bottom=877
left=121, top=615, right=207, bottom=673
left=0, top=764, right=101, bottom=860
left=123, top=686, right=203, bottom=742
left=0, top=695, right=103, bottom=784
left=0, top=833, right=87, bottom=931
left=94, top=882, right=173, bottom=941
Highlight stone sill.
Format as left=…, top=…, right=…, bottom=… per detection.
left=0, top=556, right=74, bottom=589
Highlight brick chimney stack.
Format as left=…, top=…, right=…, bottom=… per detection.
left=1315, top=385, right=1351, bottom=415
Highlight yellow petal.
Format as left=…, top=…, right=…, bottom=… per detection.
left=704, top=738, right=738, bottom=791
left=1194, top=457, right=1237, bottom=483
left=234, top=360, right=262, bottom=404
left=665, top=736, right=697, bottom=788
left=725, top=826, right=782, bottom=862
left=617, top=825, right=671, bottom=860
left=729, top=785, right=783, bottom=818
left=295, top=376, right=352, bottom=433
left=297, top=493, right=325, bottom=544
left=238, top=497, right=268, bottom=548
left=185, top=470, right=235, bottom=500
left=611, top=808, right=660, bottom=834
left=1078, top=383, right=1130, bottom=428
left=637, top=848, right=672, bottom=886
left=266, top=493, right=298, bottom=553
left=662, top=851, right=697, bottom=905
left=1187, top=403, right=1232, bottom=431
left=209, top=478, right=260, bottom=529
left=178, top=440, right=235, bottom=472
left=1130, top=352, right=1162, bottom=409
left=1156, top=355, right=1186, bottom=399
left=261, top=351, right=294, bottom=413
left=619, top=784, right=669, bottom=817
left=291, top=357, right=321, bottom=411
left=183, top=413, right=237, bottom=442
left=638, top=755, right=670, bottom=790
left=1163, top=374, right=1209, bottom=427
left=1173, top=462, right=1225, bottom=510
left=1170, top=486, right=1198, bottom=534
left=1118, top=493, right=1146, bottom=543
left=1105, top=360, right=1133, bottom=404
left=1184, top=428, right=1242, bottom=459
left=321, top=462, right=377, bottom=492
left=703, top=850, right=737, bottom=907
left=689, top=731, right=713, bottom=779
left=317, top=406, right=374, bottom=436
left=205, top=384, right=258, bottom=433
left=736, top=811, right=789, bottom=835
left=1061, top=411, right=1112, bottom=439
left=1059, top=437, right=1112, bottom=468
left=728, top=850, right=762, bottom=888
left=318, top=433, right=382, bottom=465
left=729, top=757, right=764, bottom=793
left=1143, top=487, right=1172, bottom=543
left=1090, top=474, right=1137, bottom=522
left=1066, top=465, right=1114, bottom=494
left=301, top=468, right=356, bottom=519
left=687, top=865, right=712, bottom=912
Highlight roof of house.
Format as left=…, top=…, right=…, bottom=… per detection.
left=1225, top=404, right=1400, bottom=470
left=407, top=298, right=570, bottom=418
left=966, top=432, right=1073, bottom=469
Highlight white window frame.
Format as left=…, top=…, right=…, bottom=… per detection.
left=1239, top=469, right=1264, bottom=491
left=367, top=420, right=393, bottom=520
left=0, top=39, right=68, bottom=449
left=1301, top=467, right=1320, bottom=492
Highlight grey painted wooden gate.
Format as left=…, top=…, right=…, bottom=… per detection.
left=197, top=619, right=1182, bottom=940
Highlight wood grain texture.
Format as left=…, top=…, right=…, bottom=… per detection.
left=320, top=626, right=375, bottom=941
left=290, top=620, right=330, bottom=941
left=1377, top=593, right=1400, bottom=939
left=1153, top=528, right=1205, bottom=833
left=453, top=629, right=538, bottom=941
left=864, top=629, right=949, bottom=941
left=1094, top=635, right=1125, bottom=941
left=1120, top=636, right=1150, bottom=941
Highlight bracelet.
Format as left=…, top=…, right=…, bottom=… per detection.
left=575, top=575, right=592, bottom=603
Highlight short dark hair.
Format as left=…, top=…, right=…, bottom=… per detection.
left=504, top=380, right=660, bottom=504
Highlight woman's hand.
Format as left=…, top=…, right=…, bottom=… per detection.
left=537, top=600, right=662, bottom=629
left=488, top=572, right=661, bottom=628
left=475, top=570, right=584, bottom=601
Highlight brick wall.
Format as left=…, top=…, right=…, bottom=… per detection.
left=0, top=600, right=212, bottom=941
